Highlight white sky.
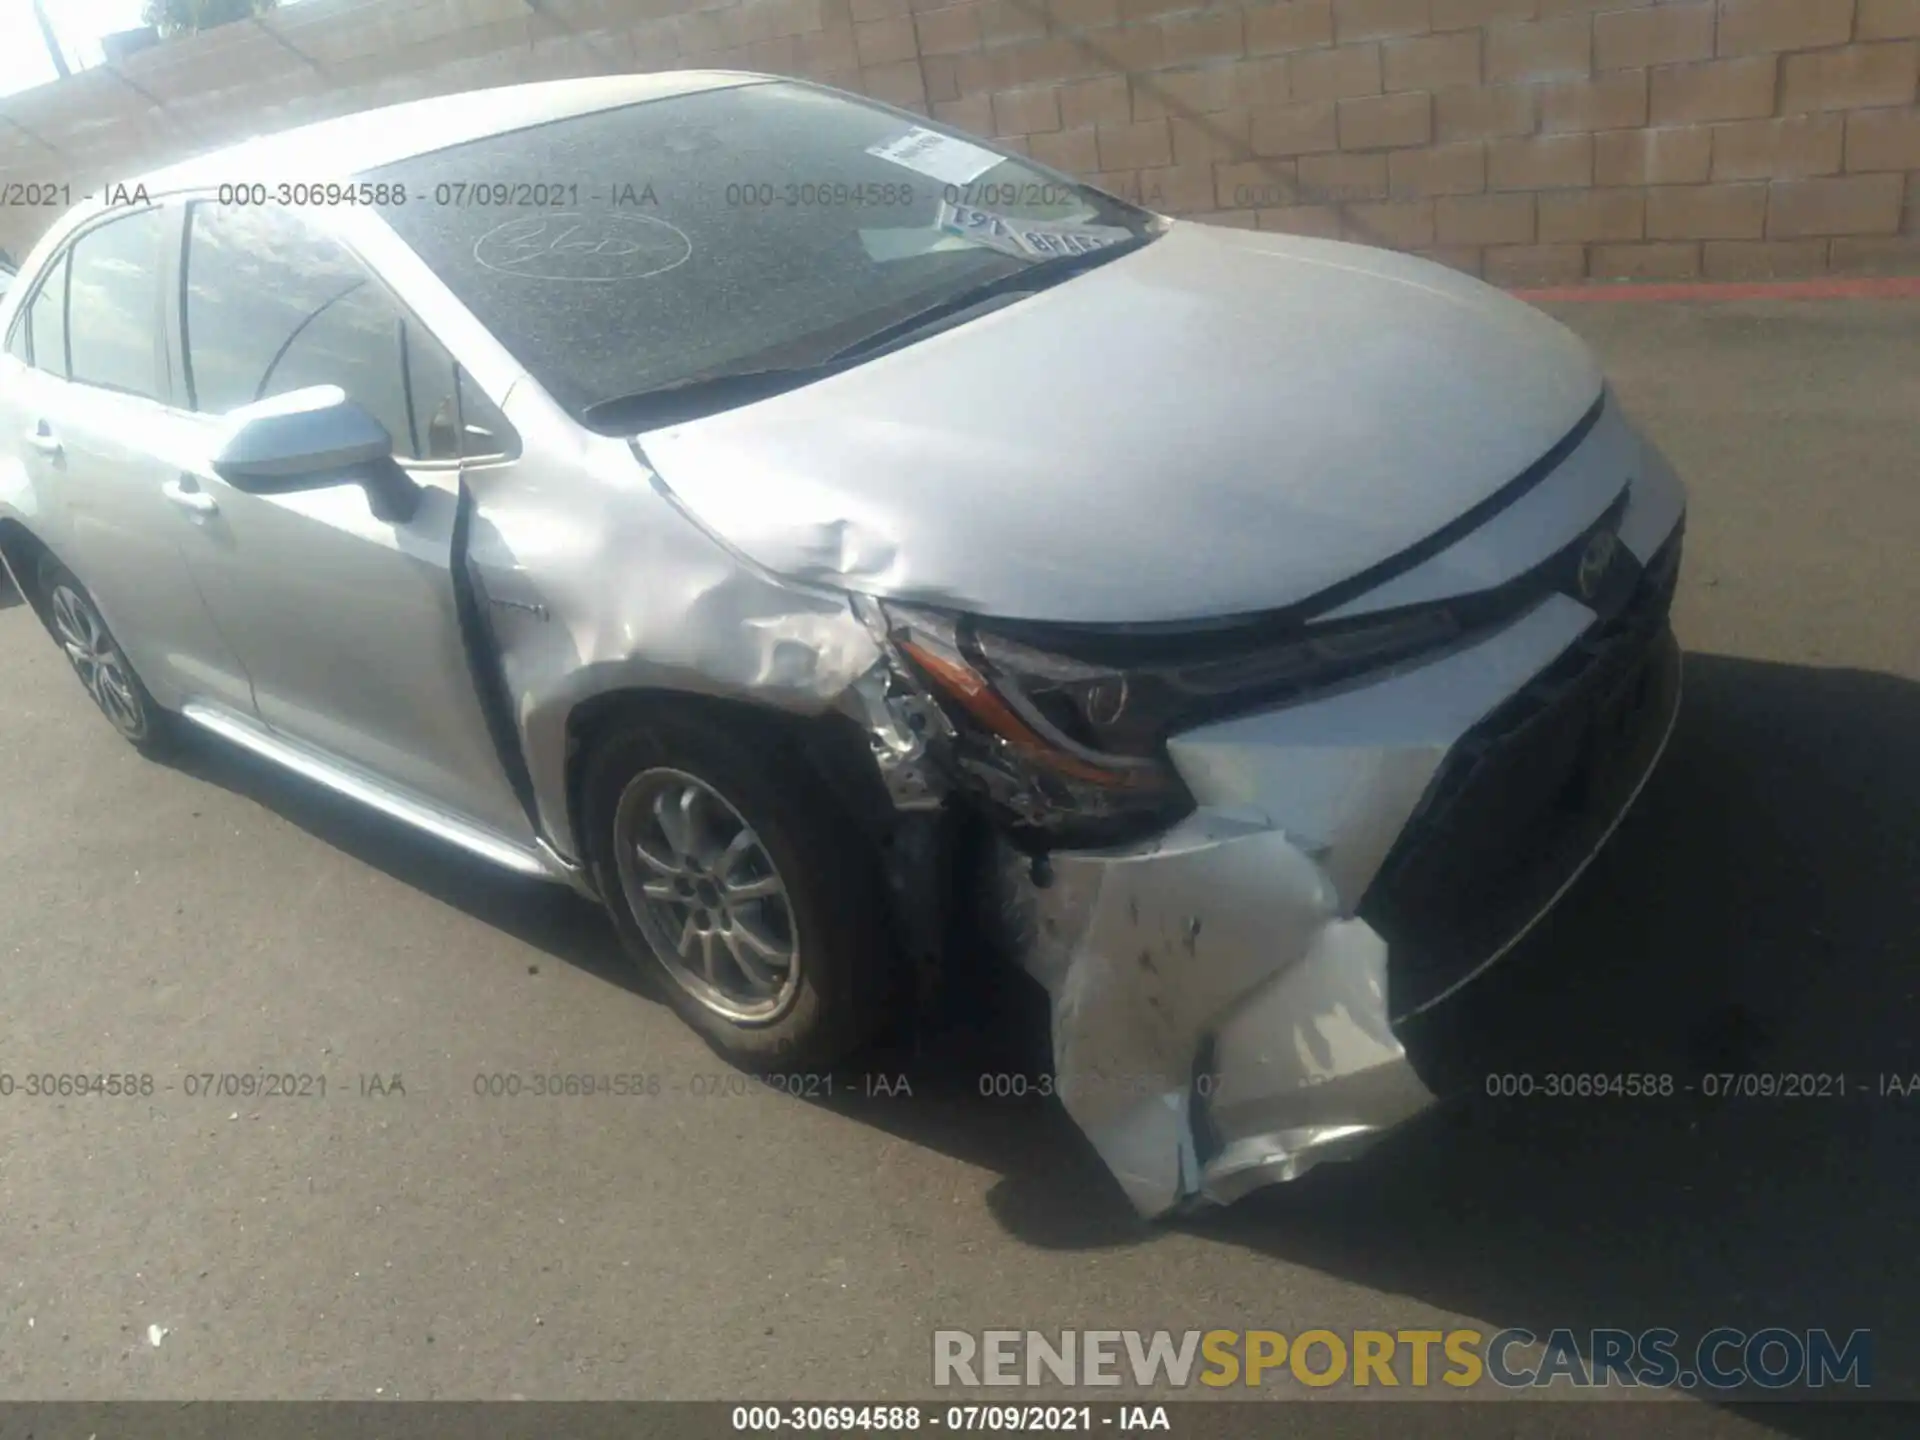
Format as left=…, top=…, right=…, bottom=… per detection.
left=0, top=0, right=142, bottom=98
left=0, top=0, right=313, bottom=99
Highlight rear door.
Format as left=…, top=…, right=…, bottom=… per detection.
left=6, top=207, right=253, bottom=713
left=161, top=198, right=533, bottom=842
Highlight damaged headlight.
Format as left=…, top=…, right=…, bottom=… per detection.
left=873, top=599, right=1462, bottom=846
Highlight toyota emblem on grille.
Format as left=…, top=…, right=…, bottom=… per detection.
left=1576, top=529, right=1618, bottom=601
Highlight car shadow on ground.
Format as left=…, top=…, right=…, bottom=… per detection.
left=159, top=649, right=1917, bottom=1418
left=156, top=727, right=644, bottom=997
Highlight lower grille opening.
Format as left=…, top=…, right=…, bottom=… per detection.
left=1361, top=524, right=1685, bottom=1030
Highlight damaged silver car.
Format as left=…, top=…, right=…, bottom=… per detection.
left=0, top=73, right=1685, bottom=1217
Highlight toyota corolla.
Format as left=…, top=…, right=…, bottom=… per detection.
left=0, top=72, right=1685, bottom=1217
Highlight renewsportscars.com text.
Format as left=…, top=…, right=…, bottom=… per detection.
left=932, top=1328, right=1871, bottom=1391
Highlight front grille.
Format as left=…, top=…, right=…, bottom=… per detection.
left=1361, top=522, right=1684, bottom=1022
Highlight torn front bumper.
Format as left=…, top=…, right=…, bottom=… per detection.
left=994, top=542, right=1684, bottom=1218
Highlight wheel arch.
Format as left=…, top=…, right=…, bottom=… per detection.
left=560, top=686, right=900, bottom=878
left=0, top=517, right=58, bottom=624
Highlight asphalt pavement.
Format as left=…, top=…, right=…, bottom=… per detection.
left=1, top=296, right=1915, bottom=1434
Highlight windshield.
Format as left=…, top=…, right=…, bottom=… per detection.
left=368, top=79, right=1157, bottom=426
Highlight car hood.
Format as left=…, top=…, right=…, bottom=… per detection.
left=635, top=222, right=1604, bottom=625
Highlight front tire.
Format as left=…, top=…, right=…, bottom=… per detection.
left=37, top=558, right=174, bottom=757
left=583, top=711, right=900, bottom=1072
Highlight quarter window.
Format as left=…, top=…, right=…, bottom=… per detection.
left=66, top=209, right=165, bottom=398
left=23, top=253, right=70, bottom=377
left=183, top=203, right=512, bottom=462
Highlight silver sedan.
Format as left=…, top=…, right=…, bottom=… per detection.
left=0, top=72, right=1685, bottom=1217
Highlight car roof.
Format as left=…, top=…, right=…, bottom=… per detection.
left=135, top=71, right=770, bottom=194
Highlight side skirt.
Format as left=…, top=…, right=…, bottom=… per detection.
left=179, top=700, right=585, bottom=889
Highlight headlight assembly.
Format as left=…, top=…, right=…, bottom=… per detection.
left=874, top=599, right=1463, bottom=846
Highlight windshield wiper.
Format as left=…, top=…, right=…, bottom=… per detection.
left=581, top=230, right=1157, bottom=432
left=581, top=358, right=859, bottom=431
left=822, top=231, right=1156, bottom=365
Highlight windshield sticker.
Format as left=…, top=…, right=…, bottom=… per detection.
left=933, top=199, right=1031, bottom=258
left=936, top=200, right=1134, bottom=259
left=472, top=213, right=692, bottom=282
left=1009, top=222, right=1135, bottom=258
left=858, top=226, right=978, bottom=263
left=865, top=127, right=1003, bottom=186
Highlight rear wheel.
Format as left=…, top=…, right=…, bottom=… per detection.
left=38, top=558, right=174, bottom=756
left=583, top=711, right=900, bottom=1071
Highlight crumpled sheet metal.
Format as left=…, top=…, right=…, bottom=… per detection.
left=997, top=817, right=1434, bottom=1217
left=1201, top=919, right=1437, bottom=1203
left=458, top=382, right=1669, bottom=1214
left=835, top=657, right=949, bottom=811
left=462, top=424, right=885, bottom=859
left=1002, top=597, right=1601, bottom=1217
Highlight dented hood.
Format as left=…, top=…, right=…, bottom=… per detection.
left=636, top=222, right=1604, bottom=625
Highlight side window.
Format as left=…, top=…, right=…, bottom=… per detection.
left=404, top=339, right=516, bottom=463
left=401, top=318, right=460, bottom=460
left=67, top=209, right=165, bottom=398
left=402, top=313, right=516, bottom=462
left=24, top=252, right=71, bottom=377
left=183, top=202, right=513, bottom=463
left=455, top=369, right=516, bottom=461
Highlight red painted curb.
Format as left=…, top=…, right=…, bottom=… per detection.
left=1509, top=275, right=1920, bottom=303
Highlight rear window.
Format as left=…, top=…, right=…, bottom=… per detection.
left=66, top=208, right=165, bottom=398
left=368, top=80, right=1152, bottom=422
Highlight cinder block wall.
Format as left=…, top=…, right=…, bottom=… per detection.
left=1, top=0, right=1916, bottom=282
left=926, top=0, right=1920, bottom=281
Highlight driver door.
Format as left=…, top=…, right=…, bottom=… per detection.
left=156, top=198, right=532, bottom=845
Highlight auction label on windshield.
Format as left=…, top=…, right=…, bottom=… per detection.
left=935, top=198, right=1134, bottom=259
left=866, top=127, right=1003, bottom=186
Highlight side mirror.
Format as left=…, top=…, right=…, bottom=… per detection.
left=211, top=385, right=422, bottom=523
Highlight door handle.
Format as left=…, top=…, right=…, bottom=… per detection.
left=161, top=478, right=219, bottom=516
left=23, top=425, right=61, bottom=461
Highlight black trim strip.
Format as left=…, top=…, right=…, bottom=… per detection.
left=449, top=480, right=543, bottom=832
left=1296, top=390, right=1609, bottom=623
left=977, top=391, right=1610, bottom=662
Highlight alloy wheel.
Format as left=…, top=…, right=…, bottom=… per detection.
left=47, top=584, right=147, bottom=741
left=612, top=767, right=801, bottom=1024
